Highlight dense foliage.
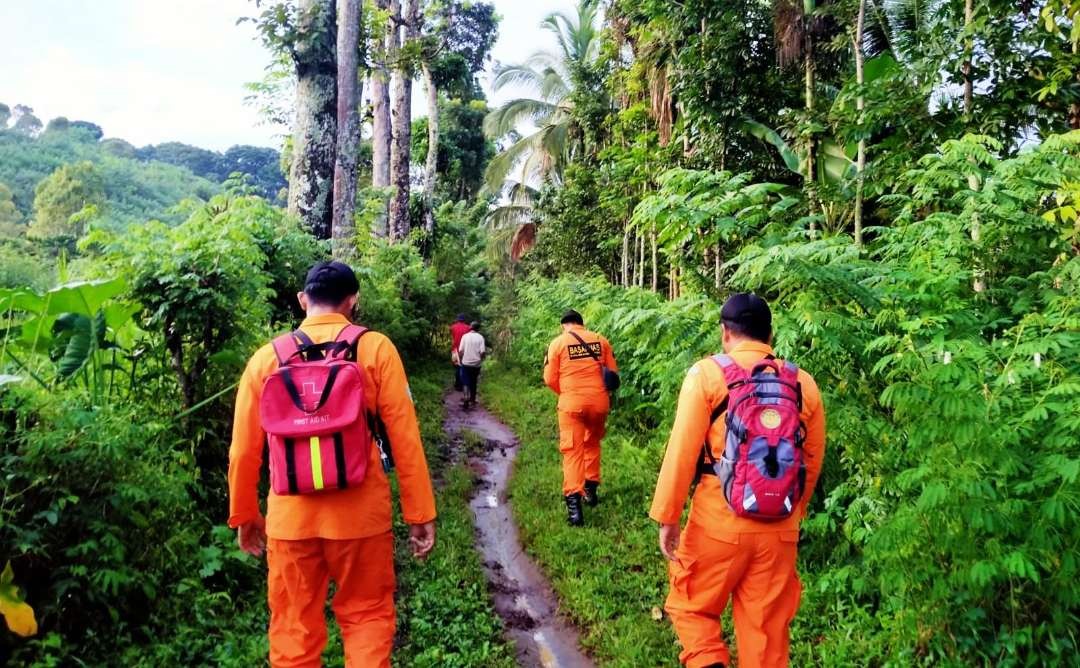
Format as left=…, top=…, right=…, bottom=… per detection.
left=5, top=0, right=1080, bottom=664
left=0, top=186, right=491, bottom=664
left=493, top=130, right=1080, bottom=663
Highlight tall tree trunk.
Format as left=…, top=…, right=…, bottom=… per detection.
left=853, top=0, right=866, bottom=248
left=367, top=0, right=393, bottom=237
left=333, top=0, right=363, bottom=259
left=621, top=226, right=630, bottom=287
left=651, top=225, right=658, bottom=292
left=714, top=242, right=721, bottom=288
left=962, top=0, right=974, bottom=120
left=963, top=0, right=984, bottom=292
left=388, top=0, right=419, bottom=241
left=421, top=61, right=439, bottom=236
left=288, top=0, right=338, bottom=240
left=370, top=0, right=392, bottom=237
left=637, top=233, right=646, bottom=287
left=803, top=0, right=818, bottom=236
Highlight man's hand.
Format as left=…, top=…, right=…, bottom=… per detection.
left=659, top=523, right=681, bottom=561
left=237, top=516, right=267, bottom=557
left=409, top=521, right=436, bottom=560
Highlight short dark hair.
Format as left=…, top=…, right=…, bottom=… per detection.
left=304, top=261, right=359, bottom=306
left=560, top=309, right=584, bottom=326
left=721, top=292, right=772, bottom=343
left=470, top=321, right=481, bottom=331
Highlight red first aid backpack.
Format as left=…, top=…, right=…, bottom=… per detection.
left=701, top=354, right=807, bottom=521
left=259, top=325, right=373, bottom=495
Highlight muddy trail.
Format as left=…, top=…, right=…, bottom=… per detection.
left=443, top=392, right=594, bottom=668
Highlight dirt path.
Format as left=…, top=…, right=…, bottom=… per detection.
left=443, top=392, right=594, bottom=668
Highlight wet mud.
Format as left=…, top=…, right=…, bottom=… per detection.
left=444, top=392, right=594, bottom=668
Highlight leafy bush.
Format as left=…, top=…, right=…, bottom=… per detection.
left=0, top=383, right=264, bottom=666
left=87, top=191, right=322, bottom=407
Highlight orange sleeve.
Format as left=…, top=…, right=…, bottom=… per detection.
left=227, top=347, right=272, bottom=528
left=797, top=373, right=827, bottom=517
left=602, top=336, right=618, bottom=372
left=649, top=363, right=714, bottom=525
left=543, top=337, right=561, bottom=394
left=374, top=337, right=436, bottom=525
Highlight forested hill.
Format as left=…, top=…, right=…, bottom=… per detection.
left=0, top=104, right=285, bottom=230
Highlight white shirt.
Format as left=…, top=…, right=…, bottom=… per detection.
left=457, top=331, right=486, bottom=367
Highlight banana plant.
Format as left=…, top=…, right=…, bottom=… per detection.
left=0, top=277, right=139, bottom=404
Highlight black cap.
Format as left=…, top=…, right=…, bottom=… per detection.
left=304, top=261, right=359, bottom=305
left=721, top=293, right=771, bottom=331
left=560, top=309, right=584, bottom=325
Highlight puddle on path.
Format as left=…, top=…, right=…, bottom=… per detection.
left=444, top=392, right=594, bottom=668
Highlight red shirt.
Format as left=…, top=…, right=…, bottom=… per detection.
left=450, top=321, right=471, bottom=354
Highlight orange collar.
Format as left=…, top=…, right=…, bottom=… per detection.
left=300, top=313, right=351, bottom=327
left=729, top=340, right=774, bottom=356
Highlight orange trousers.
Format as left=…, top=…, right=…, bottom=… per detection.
left=267, top=532, right=396, bottom=668
left=665, top=524, right=801, bottom=668
left=557, top=409, right=607, bottom=495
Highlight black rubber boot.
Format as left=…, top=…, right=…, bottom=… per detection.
left=583, top=480, right=600, bottom=507
left=564, top=493, right=584, bottom=526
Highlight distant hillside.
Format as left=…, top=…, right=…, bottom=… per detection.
left=0, top=108, right=286, bottom=228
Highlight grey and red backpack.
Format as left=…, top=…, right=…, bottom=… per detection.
left=699, top=354, right=807, bottom=521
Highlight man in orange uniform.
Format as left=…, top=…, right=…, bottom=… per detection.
left=650, top=294, right=826, bottom=668
left=228, top=261, right=437, bottom=668
left=543, top=309, right=618, bottom=526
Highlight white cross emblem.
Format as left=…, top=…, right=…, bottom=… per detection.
left=299, top=381, right=318, bottom=396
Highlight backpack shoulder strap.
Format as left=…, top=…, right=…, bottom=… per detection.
left=567, top=330, right=602, bottom=362
left=271, top=331, right=304, bottom=366
left=696, top=356, right=742, bottom=478
left=779, top=359, right=804, bottom=409
left=331, top=324, right=370, bottom=361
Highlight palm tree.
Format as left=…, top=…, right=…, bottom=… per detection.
left=481, top=0, right=602, bottom=192
left=485, top=180, right=540, bottom=262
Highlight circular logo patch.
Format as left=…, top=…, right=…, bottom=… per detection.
left=760, top=409, right=782, bottom=429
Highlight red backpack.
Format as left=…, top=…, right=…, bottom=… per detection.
left=700, top=354, right=807, bottom=521
left=259, top=325, right=377, bottom=495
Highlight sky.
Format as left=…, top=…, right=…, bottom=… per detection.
left=0, top=0, right=576, bottom=152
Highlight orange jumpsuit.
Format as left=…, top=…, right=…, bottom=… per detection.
left=228, top=313, right=436, bottom=668
left=650, top=341, right=826, bottom=668
left=543, top=325, right=618, bottom=496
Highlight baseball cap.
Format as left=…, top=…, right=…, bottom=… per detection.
left=304, top=261, right=360, bottom=305
left=721, top=293, right=771, bottom=330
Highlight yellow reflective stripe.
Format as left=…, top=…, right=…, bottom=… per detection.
left=309, top=436, right=324, bottom=490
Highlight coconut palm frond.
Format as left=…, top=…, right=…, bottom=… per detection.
left=539, top=122, right=571, bottom=169
left=491, top=63, right=547, bottom=92
left=885, top=0, right=946, bottom=63
left=483, top=127, right=551, bottom=192
left=506, top=180, right=540, bottom=204
left=539, top=67, right=572, bottom=102
left=483, top=98, right=558, bottom=138
left=863, top=0, right=894, bottom=57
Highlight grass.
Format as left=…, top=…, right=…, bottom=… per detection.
left=390, top=361, right=517, bottom=668
left=482, top=360, right=682, bottom=666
